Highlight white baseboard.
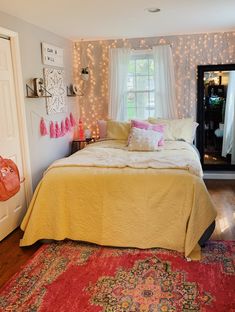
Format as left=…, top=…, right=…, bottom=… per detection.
left=203, top=171, right=235, bottom=179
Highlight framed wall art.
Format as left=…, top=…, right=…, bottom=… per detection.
left=42, top=42, right=64, bottom=67
left=44, top=68, right=66, bottom=114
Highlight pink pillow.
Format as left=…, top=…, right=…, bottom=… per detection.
left=131, top=120, right=165, bottom=146
left=97, top=120, right=107, bottom=139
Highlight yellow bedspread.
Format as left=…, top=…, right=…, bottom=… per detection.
left=20, top=140, right=216, bottom=259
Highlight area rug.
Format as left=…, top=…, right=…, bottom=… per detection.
left=0, top=241, right=234, bottom=312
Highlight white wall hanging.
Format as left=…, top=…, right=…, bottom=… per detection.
left=44, top=68, right=66, bottom=114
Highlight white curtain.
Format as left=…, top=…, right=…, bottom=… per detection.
left=108, top=48, right=130, bottom=120
left=153, top=45, right=178, bottom=119
left=222, top=71, right=235, bottom=164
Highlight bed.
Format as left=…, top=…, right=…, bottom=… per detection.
left=20, top=139, right=216, bottom=260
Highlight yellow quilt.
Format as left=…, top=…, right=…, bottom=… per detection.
left=20, top=140, right=216, bottom=259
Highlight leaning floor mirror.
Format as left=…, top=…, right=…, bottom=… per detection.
left=197, top=64, right=235, bottom=170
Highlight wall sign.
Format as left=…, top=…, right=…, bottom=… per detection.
left=42, top=42, right=64, bottom=67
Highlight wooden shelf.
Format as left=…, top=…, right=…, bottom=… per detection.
left=26, top=82, right=52, bottom=98
left=26, top=95, right=51, bottom=98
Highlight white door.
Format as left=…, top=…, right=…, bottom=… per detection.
left=0, top=37, right=26, bottom=240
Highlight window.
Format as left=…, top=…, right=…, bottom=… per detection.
left=127, top=52, right=155, bottom=120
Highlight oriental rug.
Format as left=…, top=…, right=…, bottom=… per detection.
left=0, top=240, right=234, bottom=312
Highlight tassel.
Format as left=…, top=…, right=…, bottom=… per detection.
left=61, top=120, right=65, bottom=136
left=50, top=121, right=56, bottom=138
left=55, top=122, right=61, bottom=138
left=70, top=113, right=76, bottom=127
left=65, top=117, right=71, bottom=132
left=40, top=118, right=48, bottom=136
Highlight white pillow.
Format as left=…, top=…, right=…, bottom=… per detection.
left=128, top=127, right=162, bottom=151
left=97, top=120, right=107, bottom=139
left=148, top=117, right=198, bottom=144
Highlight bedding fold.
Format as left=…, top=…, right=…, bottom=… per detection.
left=48, top=140, right=203, bottom=177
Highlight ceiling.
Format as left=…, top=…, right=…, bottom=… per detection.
left=0, top=0, right=235, bottom=41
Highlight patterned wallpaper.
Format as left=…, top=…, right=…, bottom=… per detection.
left=73, top=31, right=235, bottom=135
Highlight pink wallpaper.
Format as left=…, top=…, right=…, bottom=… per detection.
left=73, top=31, right=235, bottom=135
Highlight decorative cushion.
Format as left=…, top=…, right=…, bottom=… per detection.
left=128, top=127, right=162, bottom=151
left=97, top=120, right=107, bottom=139
left=192, top=121, right=199, bottom=142
left=148, top=117, right=198, bottom=144
left=107, top=120, right=131, bottom=140
left=131, top=119, right=165, bottom=146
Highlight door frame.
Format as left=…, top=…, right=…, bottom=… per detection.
left=0, top=26, right=33, bottom=205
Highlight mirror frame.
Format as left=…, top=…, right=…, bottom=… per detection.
left=196, top=63, right=235, bottom=171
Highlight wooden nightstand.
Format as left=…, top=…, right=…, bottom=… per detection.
left=71, top=137, right=96, bottom=154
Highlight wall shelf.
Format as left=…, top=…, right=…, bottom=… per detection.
left=26, top=79, right=52, bottom=98
left=67, top=85, right=83, bottom=97
left=26, top=95, right=51, bottom=98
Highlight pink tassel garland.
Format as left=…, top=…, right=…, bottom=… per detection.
left=65, top=117, right=71, bottom=132
left=42, top=115, right=74, bottom=139
left=50, top=121, right=56, bottom=138
left=40, top=118, right=48, bottom=136
left=55, top=122, right=61, bottom=138
left=70, top=113, right=76, bottom=127
left=61, top=120, right=65, bottom=136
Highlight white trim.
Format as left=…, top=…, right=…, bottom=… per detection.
left=203, top=171, right=235, bottom=180
left=0, top=27, right=33, bottom=205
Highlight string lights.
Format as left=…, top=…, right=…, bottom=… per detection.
left=73, top=31, right=235, bottom=135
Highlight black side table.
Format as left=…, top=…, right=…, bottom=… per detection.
left=71, top=137, right=95, bottom=154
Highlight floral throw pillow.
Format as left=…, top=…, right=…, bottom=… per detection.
left=131, top=119, right=165, bottom=146
left=128, top=127, right=162, bottom=151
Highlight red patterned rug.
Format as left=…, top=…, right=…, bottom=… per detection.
left=0, top=241, right=234, bottom=312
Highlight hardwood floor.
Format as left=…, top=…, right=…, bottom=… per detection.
left=0, top=228, right=40, bottom=289
left=0, top=179, right=234, bottom=289
left=205, top=179, right=235, bottom=241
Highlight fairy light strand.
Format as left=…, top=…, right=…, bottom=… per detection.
left=73, top=31, right=235, bottom=135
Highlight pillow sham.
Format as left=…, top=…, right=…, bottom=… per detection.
left=148, top=117, right=198, bottom=144
left=107, top=120, right=131, bottom=140
left=97, top=120, right=107, bottom=139
left=131, top=119, right=165, bottom=146
left=128, top=127, right=162, bottom=151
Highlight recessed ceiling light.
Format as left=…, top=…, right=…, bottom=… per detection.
left=146, top=7, right=161, bottom=13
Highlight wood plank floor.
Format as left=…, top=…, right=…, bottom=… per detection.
left=205, top=179, right=235, bottom=241
left=0, top=179, right=234, bottom=289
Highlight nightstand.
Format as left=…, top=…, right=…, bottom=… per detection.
left=71, top=137, right=95, bottom=154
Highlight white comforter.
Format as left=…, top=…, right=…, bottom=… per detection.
left=50, top=140, right=203, bottom=177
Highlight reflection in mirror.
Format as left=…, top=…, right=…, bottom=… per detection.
left=203, top=70, right=235, bottom=165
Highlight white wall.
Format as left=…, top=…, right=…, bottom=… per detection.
left=0, top=11, right=78, bottom=189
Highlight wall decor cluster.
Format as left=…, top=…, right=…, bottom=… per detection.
left=73, top=31, right=235, bottom=135
left=44, top=68, right=66, bottom=114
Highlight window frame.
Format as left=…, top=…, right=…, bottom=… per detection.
left=127, top=50, right=155, bottom=120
